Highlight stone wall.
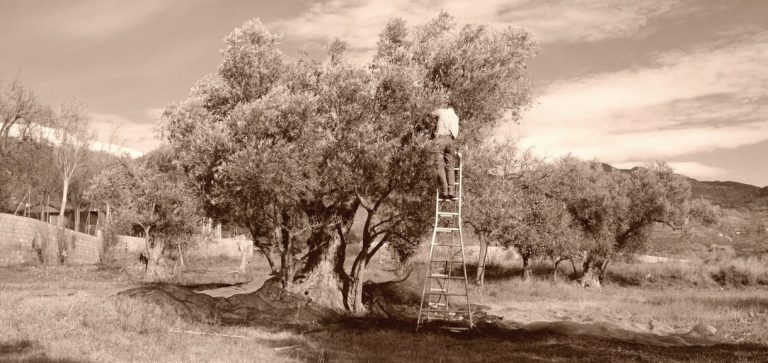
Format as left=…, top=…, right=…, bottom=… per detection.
left=0, top=213, right=103, bottom=266
left=194, top=236, right=253, bottom=258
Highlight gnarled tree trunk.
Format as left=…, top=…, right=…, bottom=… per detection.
left=581, top=254, right=609, bottom=288
left=475, top=234, right=488, bottom=286
left=348, top=255, right=366, bottom=314
left=521, top=253, right=532, bottom=281
left=278, top=224, right=297, bottom=288
left=235, top=236, right=248, bottom=274
left=552, top=256, right=573, bottom=283
left=288, top=229, right=348, bottom=311
left=142, top=227, right=169, bottom=282
left=250, top=225, right=279, bottom=276
left=144, top=238, right=167, bottom=282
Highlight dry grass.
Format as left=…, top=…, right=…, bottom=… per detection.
left=0, top=265, right=304, bottom=363
left=3, top=249, right=768, bottom=362
left=455, top=252, right=768, bottom=345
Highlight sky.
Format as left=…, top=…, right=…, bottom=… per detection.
left=1, top=0, right=766, bottom=186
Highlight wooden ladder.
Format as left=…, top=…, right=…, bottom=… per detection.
left=417, top=153, right=473, bottom=331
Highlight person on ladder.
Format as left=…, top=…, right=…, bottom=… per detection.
left=432, top=102, right=460, bottom=201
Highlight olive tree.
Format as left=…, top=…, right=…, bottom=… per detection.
left=554, top=159, right=690, bottom=287
left=87, top=148, right=198, bottom=281
left=163, top=13, right=536, bottom=311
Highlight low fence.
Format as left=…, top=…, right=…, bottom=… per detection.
left=0, top=213, right=103, bottom=266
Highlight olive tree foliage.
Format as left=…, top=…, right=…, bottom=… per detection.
left=465, top=141, right=580, bottom=285
left=87, top=148, right=198, bottom=281
left=685, top=198, right=720, bottom=227
left=163, top=13, right=536, bottom=312
left=468, top=151, right=692, bottom=287
left=551, top=159, right=691, bottom=287
left=463, top=140, right=535, bottom=285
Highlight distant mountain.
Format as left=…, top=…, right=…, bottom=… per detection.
left=599, top=162, right=768, bottom=213
left=688, top=179, right=768, bottom=212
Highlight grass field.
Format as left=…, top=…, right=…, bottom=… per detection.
left=2, top=250, right=768, bottom=362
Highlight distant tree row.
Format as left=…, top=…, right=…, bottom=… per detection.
left=464, top=141, right=720, bottom=287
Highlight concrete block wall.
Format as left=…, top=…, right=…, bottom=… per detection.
left=115, top=234, right=252, bottom=259
left=0, top=213, right=103, bottom=266
left=194, top=237, right=253, bottom=258
left=117, top=235, right=146, bottom=254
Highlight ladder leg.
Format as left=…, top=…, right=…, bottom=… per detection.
left=418, top=154, right=473, bottom=331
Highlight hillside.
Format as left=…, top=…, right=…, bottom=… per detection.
left=602, top=162, right=767, bottom=212
left=688, top=179, right=768, bottom=212
left=600, top=163, right=768, bottom=255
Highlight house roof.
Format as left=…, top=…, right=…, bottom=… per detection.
left=27, top=203, right=100, bottom=214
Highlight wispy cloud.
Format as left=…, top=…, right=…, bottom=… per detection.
left=513, top=31, right=768, bottom=168
left=274, top=0, right=685, bottom=55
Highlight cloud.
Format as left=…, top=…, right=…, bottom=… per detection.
left=513, top=31, right=768, bottom=165
left=41, top=0, right=172, bottom=39
left=89, top=112, right=160, bottom=156
left=145, top=108, right=165, bottom=122
left=273, top=0, right=686, bottom=56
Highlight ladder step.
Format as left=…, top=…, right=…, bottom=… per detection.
left=420, top=309, right=462, bottom=313
left=438, top=212, right=459, bottom=216
left=428, top=292, right=468, bottom=296
left=435, top=227, right=459, bottom=232
left=433, top=244, right=461, bottom=247
left=429, top=290, right=467, bottom=296
left=430, top=274, right=465, bottom=280
left=430, top=260, right=464, bottom=263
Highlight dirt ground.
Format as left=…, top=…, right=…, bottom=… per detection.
left=2, top=255, right=768, bottom=362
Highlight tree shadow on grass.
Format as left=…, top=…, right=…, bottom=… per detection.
left=119, top=282, right=768, bottom=362
left=0, top=340, right=83, bottom=363
left=292, top=318, right=768, bottom=363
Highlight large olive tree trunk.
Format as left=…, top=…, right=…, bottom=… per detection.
left=142, top=227, right=169, bottom=282
left=348, top=254, right=366, bottom=314
left=581, top=254, right=609, bottom=288
left=288, top=229, right=348, bottom=311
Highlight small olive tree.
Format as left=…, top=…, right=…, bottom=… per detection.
left=87, top=148, right=198, bottom=281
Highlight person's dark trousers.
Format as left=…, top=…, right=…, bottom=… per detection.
left=435, top=135, right=457, bottom=198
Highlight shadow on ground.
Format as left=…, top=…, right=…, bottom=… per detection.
left=118, top=281, right=768, bottom=362
left=0, top=340, right=83, bottom=363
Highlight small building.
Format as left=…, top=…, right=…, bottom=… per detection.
left=27, top=203, right=101, bottom=235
